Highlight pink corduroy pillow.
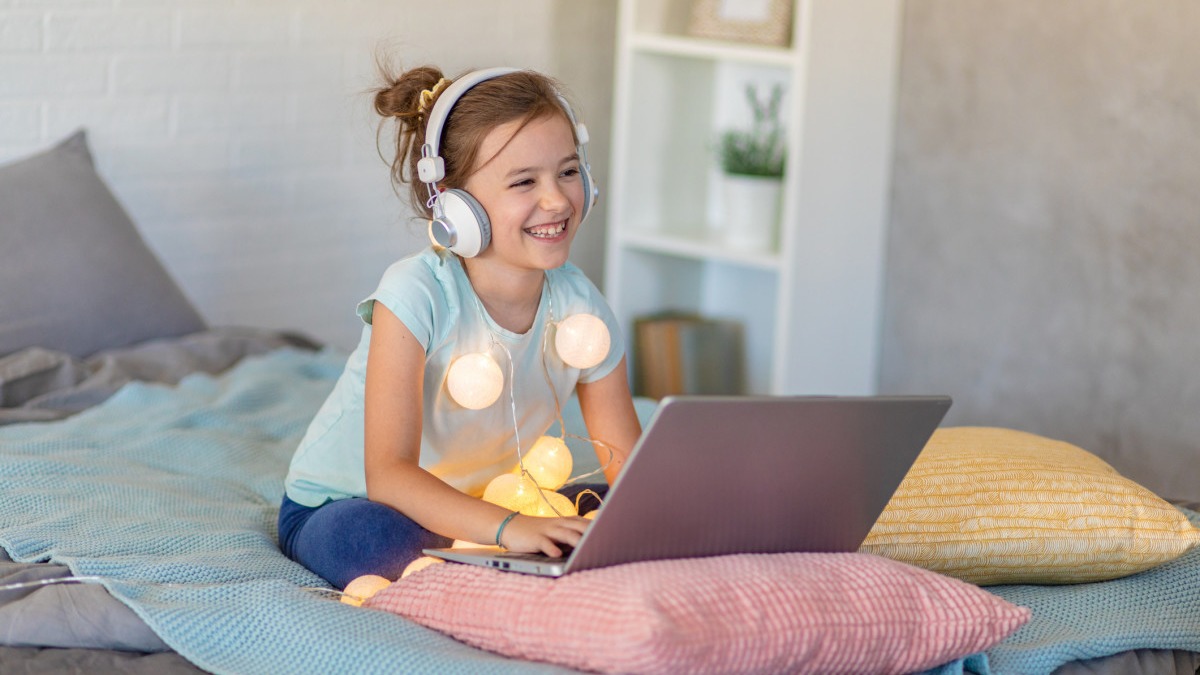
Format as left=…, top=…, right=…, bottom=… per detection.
left=366, top=552, right=1029, bottom=675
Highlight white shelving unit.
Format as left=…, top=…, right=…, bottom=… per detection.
left=603, top=0, right=903, bottom=395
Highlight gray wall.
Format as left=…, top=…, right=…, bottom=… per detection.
left=553, top=0, right=618, bottom=289
left=0, top=1, right=618, bottom=351
left=879, top=1, right=1200, bottom=500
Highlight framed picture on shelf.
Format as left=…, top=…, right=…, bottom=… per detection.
left=687, top=0, right=793, bottom=48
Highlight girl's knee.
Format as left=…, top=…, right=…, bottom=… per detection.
left=288, top=498, right=450, bottom=588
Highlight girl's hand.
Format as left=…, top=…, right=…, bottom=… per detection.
left=499, top=514, right=590, bottom=557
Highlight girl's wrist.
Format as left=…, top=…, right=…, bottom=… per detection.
left=494, top=511, right=519, bottom=548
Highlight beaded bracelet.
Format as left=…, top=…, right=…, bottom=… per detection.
left=494, top=511, right=519, bottom=548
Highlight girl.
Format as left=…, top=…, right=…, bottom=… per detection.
left=278, top=65, right=643, bottom=589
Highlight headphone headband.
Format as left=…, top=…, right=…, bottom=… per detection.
left=421, top=66, right=518, bottom=176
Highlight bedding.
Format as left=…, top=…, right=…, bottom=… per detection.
left=1, top=346, right=532, bottom=675
left=0, top=645, right=202, bottom=674
left=0, top=547, right=168, bottom=653
left=0, top=326, right=318, bottom=425
left=0, top=340, right=1199, bottom=675
left=986, top=508, right=1200, bottom=672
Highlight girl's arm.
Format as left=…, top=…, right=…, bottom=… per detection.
left=575, top=356, right=643, bottom=485
left=363, top=302, right=588, bottom=556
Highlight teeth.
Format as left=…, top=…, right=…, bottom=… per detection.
left=527, top=222, right=566, bottom=237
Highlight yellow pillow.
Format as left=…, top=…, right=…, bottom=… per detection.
left=860, top=427, right=1200, bottom=585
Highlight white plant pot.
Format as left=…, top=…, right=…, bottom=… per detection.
left=719, top=173, right=783, bottom=252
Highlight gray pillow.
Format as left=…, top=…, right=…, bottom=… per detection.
left=0, top=130, right=206, bottom=358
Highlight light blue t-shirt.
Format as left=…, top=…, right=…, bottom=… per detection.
left=284, top=247, right=624, bottom=507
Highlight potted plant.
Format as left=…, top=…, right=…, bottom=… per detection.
left=715, top=82, right=786, bottom=251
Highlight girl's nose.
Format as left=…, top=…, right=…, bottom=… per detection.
left=539, top=181, right=571, bottom=214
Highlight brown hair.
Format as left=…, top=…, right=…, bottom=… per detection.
left=373, top=64, right=576, bottom=219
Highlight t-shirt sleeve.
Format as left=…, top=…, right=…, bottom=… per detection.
left=356, top=256, right=441, bottom=351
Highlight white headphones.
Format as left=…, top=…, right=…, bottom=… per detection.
left=416, top=67, right=598, bottom=258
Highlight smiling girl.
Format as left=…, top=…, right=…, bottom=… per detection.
left=278, top=66, right=642, bottom=589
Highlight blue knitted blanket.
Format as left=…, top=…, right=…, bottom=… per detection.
left=985, top=507, right=1200, bottom=673
left=0, top=348, right=567, bottom=675
left=0, top=347, right=1196, bottom=675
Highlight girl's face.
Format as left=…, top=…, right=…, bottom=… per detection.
left=463, top=113, right=584, bottom=273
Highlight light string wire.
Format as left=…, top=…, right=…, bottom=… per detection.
left=467, top=278, right=549, bottom=518
left=534, top=278, right=615, bottom=515
left=472, top=274, right=615, bottom=519
left=539, top=279, right=616, bottom=492
left=0, top=576, right=356, bottom=602
left=539, top=322, right=615, bottom=490
left=488, top=285, right=561, bottom=517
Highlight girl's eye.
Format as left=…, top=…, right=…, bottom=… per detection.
left=510, top=178, right=534, bottom=188
left=561, top=167, right=580, bottom=178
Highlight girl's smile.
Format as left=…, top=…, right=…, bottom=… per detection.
left=525, top=220, right=568, bottom=240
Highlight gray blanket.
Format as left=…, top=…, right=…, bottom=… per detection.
left=0, top=326, right=318, bottom=425
left=0, top=548, right=168, bottom=652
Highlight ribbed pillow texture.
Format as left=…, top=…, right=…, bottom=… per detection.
left=861, top=426, right=1200, bottom=585
left=367, top=552, right=1029, bottom=675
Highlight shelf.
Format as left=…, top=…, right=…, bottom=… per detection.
left=630, top=32, right=795, bottom=67
left=608, top=0, right=901, bottom=395
left=619, top=230, right=782, bottom=272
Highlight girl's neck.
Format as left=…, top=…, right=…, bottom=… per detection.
left=461, top=257, right=544, bottom=334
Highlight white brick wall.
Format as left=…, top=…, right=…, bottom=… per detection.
left=0, top=0, right=616, bottom=350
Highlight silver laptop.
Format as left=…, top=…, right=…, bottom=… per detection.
left=425, top=395, right=951, bottom=577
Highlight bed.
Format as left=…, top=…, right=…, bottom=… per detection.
left=3, top=133, right=1200, bottom=675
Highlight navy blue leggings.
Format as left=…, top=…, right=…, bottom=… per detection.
left=278, top=484, right=607, bottom=589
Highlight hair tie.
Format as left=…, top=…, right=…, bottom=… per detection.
left=417, top=78, right=449, bottom=115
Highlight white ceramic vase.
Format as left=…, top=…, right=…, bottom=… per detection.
left=719, top=173, right=783, bottom=252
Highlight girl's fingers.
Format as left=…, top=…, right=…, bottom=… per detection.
left=538, top=518, right=589, bottom=555
left=561, top=517, right=590, bottom=534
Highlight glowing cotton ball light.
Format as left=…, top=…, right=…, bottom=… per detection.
left=446, top=352, right=503, bottom=409
left=340, top=574, right=392, bottom=606
left=532, top=488, right=577, bottom=517
left=400, top=556, right=444, bottom=579
left=482, top=472, right=540, bottom=513
left=452, top=538, right=489, bottom=549
left=555, top=314, right=610, bottom=369
left=524, top=435, right=574, bottom=490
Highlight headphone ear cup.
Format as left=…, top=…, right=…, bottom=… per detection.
left=432, top=188, right=491, bottom=258
left=579, top=163, right=597, bottom=226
